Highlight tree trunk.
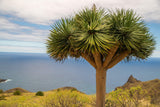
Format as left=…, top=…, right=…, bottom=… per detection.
left=96, top=69, right=107, bottom=107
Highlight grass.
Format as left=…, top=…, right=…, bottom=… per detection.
left=0, top=87, right=159, bottom=107
left=0, top=90, right=94, bottom=107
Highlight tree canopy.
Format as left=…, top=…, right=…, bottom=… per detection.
left=46, top=7, right=155, bottom=69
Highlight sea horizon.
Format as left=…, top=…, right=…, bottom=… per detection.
left=0, top=52, right=160, bottom=94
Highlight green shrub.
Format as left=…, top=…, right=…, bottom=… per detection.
left=57, top=89, right=60, bottom=92
left=0, top=89, right=3, bottom=94
left=13, top=90, right=21, bottom=95
left=43, top=90, right=87, bottom=107
left=105, top=99, right=117, bottom=107
left=71, top=88, right=77, bottom=92
left=108, top=86, right=147, bottom=107
left=150, top=94, right=160, bottom=105
left=0, top=95, right=6, bottom=100
left=35, top=91, right=44, bottom=96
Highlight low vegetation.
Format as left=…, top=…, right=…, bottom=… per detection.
left=0, top=86, right=159, bottom=107
left=0, top=95, right=6, bottom=100
left=0, top=89, right=3, bottom=94
left=106, top=86, right=150, bottom=107
left=13, top=90, right=21, bottom=95
left=41, top=90, right=89, bottom=107
left=35, top=91, right=44, bottom=96
left=0, top=77, right=159, bottom=107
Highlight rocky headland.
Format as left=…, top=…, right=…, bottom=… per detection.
left=0, top=79, right=7, bottom=83
left=115, top=75, right=160, bottom=100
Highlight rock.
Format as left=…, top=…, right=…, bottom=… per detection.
left=115, top=75, right=141, bottom=90
left=115, top=75, right=160, bottom=99
left=127, top=75, right=141, bottom=83
left=0, top=79, right=7, bottom=83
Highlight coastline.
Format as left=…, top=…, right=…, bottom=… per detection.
left=0, top=79, right=11, bottom=83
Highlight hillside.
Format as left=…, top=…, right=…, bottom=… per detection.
left=115, top=75, right=160, bottom=105
left=5, top=87, right=30, bottom=93
left=116, top=75, right=160, bottom=97
left=0, top=76, right=160, bottom=107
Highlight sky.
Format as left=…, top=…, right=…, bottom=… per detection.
left=0, top=0, right=160, bottom=57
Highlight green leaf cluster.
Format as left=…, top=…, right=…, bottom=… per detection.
left=46, top=6, right=155, bottom=62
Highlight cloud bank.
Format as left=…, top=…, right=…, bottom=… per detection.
left=0, top=16, right=48, bottom=53
left=0, top=0, right=160, bottom=25
left=0, top=0, right=160, bottom=56
left=0, top=16, right=48, bottom=42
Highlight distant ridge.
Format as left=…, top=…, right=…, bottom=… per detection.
left=5, top=87, right=30, bottom=93
left=51, top=86, right=85, bottom=94
left=127, top=75, right=141, bottom=83
left=115, top=75, right=160, bottom=99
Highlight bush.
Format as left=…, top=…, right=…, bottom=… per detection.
left=13, top=90, right=21, bottom=95
left=35, top=91, right=44, bottom=96
left=108, top=86, right=147, bottom=107
left=0, top=95, right=6, bottom=100
left=150, top=94, right=160, bottom=105
left=105, top=99, right=117, bottom=107
left=43, top=90, right=87, bottom=107
left=71, top=88, right=77, bottom=92
left=57, top=89, right=60, bottom=92
left=0, top=89, right=3, bottom=94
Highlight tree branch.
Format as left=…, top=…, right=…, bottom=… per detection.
left=107, top=51, right=130, bottom=69
left=93, top=52, right=102, bottom=69
left=103, top=45, right=119, bottom=68
left=82, top=53, right=96, bottom=68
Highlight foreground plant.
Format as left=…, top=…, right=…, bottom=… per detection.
left=46, top=5, right=155, bottom=107
left=42, top=90, right=87, bottom=107
left=110, top=86, right=147, bottom=107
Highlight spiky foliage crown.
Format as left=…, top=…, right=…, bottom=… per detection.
left=46, top=6, right=155, bottom=61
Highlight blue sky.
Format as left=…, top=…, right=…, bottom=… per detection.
left=0, top=0, right=160, bottom=57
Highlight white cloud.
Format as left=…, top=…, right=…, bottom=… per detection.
left=95, top=0, right=160, bottom=22
left=0, top=45, right=45, bottom=53
left=0, top=17, right=31, bottom=31
left=0, top=0, right=93, bottom=25
left=0, top=31, right=47, bottom=42
left=0, top=0, right=160, bottom=25
left=151, top=50, right=160, bottom=58
left=0, top=40, right=44, bottom=48
left=0, top=16, right=49, bottom=53
left=0, top=17, right=49, bottom=42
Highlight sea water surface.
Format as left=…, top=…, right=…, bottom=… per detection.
left=0, top=52, right=160, bottom=94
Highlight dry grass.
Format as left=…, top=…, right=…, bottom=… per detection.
left=0, top=84, right=159, bottom=107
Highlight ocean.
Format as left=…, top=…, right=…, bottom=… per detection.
left=0, top=52, right=160, bottom=94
